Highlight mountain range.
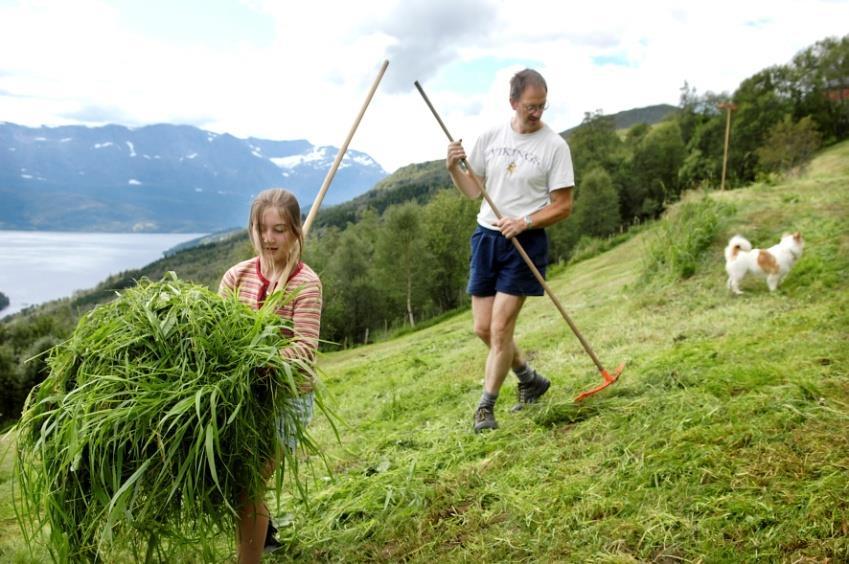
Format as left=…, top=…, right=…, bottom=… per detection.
left=0, top=122, right=387, bottom=232
left=0, top=104, right=677, bottom=233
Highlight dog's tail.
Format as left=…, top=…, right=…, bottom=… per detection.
left=725, top=235, right=752, bottom=262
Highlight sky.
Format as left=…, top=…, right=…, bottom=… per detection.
left=1, top=0, right=847, bottom=173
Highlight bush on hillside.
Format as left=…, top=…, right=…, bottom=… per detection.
left=642, top=194, right=730, bottom=281
left=756, top=115, right=823, bottom=174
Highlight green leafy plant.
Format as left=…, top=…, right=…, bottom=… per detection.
left=13, top=274, right=324, bottom=561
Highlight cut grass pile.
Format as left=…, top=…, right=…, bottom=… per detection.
left=12, top=275, right=320, bottom=562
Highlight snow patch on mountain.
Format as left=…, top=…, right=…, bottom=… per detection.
left=270, top=146, right=332, bottom=169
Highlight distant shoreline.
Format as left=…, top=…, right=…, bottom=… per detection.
left=0, top=231, right=205, bottom=318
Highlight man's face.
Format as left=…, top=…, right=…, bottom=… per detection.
left=511, top=84, right=548, bottom=133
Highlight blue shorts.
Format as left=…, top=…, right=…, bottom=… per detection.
left=275, top=392, right=314, bottom=451
left=467, top=225, right=548, bottom=297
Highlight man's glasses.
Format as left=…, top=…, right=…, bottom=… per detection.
left=523, top=103, right=549, bottom=113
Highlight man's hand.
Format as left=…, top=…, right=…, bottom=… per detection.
left=446, top=140, right=467, bottom=171
left=493, top=216, right=527, bottom=239
left=446, top=140, right=482, bottom=199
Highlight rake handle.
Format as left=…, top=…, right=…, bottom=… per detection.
left=414, top=80, right=606, bottom=374
left=302, top=60, right=389, bottom=240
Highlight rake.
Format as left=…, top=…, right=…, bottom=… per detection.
left=414, top=80, right=623, bottom=402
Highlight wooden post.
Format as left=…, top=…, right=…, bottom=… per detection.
left=718, top=102, right=737, bottom=190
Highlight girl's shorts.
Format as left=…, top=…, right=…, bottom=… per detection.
left=275, top=392, right=314, bottom=451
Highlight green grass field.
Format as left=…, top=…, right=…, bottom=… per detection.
left=2, top=142, right=848, bottom=562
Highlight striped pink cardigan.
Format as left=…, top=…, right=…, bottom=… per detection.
left=219, top=258, right=322, bottom=382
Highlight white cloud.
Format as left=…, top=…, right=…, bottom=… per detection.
left=1, top=0, right=847, bottom=174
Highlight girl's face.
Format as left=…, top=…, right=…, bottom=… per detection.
left=258, top=206, right=294, bottom=267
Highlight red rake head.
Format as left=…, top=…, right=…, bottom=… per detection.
left=574, top=363, right=624, bottom=402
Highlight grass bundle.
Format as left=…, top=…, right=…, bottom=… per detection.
left=14, top=273, right=320, bottom=561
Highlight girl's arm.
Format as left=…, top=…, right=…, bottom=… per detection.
left=280, top=281, right=322, bottom=364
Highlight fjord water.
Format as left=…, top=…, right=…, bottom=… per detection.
left=0, top=231, right=205, bottom=317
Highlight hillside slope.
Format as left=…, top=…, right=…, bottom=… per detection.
left=561, top=103, right=678, bottom=137
left=1, top=143, right=847, bottom=562
left=277, top=143, right=849, bottom=561
left=315, top=160, right=449, bottom=229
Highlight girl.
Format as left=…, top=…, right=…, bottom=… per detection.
left=219, top=188, right=322, bottom=562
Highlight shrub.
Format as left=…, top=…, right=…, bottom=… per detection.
left=643, top=194, right=729, bottom=281
left=756, top=115, right=822, bottom=174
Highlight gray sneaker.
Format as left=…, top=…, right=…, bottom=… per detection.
left=511, top=374, right=551, bottom=411
left=474, top=406, right=498, bottom=433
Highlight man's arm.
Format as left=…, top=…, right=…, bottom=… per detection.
left=446, top=141, right=482, bottom=199
left=493, top=186, right=573, bottom=239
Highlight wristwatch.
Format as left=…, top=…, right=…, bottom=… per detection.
left=523, top=215, right=533, bottom=228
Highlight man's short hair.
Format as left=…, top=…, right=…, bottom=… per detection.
left=510, top=69, right=548, bottom=102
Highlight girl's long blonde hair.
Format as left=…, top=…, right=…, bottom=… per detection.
left=248, top=188, right=304, bottom=285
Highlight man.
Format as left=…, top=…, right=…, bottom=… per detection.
left=446, top=68, right=574, bottom=433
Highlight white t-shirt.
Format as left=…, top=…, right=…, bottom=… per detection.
left=468, top=121, right=574, bottom=230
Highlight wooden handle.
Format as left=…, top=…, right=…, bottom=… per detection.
left=302, top=60, right=390, bottom=240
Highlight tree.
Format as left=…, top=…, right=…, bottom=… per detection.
left=374, top=202, right=428, bottom=328
left=572, top=168, right=621, bottom=238
left=319, top=210, right=383, bottom=346
left=0, top=344, right=19, bottom=421
left=548, top=168, right=619, bottom=263
left=790, top=35, right=849, bottom=142
left=420, top=190, right=478, bottom=311
left=730, top=66, right=794, bottom=181
left=756, top=115, right=822, bottom=173
left=624, top=123, right=650, bottom=148
left=567, top=110, right=627, bottom=180
left=628, top=121, right=686, bottom=217
left=674, top=84, right=729, bottom=188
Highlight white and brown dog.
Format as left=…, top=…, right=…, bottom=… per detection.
left=724, top=232, right=804, bottom=294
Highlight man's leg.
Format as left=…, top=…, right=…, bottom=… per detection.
left=484, top=292, right=526, bottom=394
left=471, top=295, right=527, bottom=371
left=471, top=293, right=525, bottom=432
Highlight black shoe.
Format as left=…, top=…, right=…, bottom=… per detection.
left=264, top=520, right=282, bottom=554
left=511, top=374, right=551, bottom=412
left=474, top=406, right=498, bottom=433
